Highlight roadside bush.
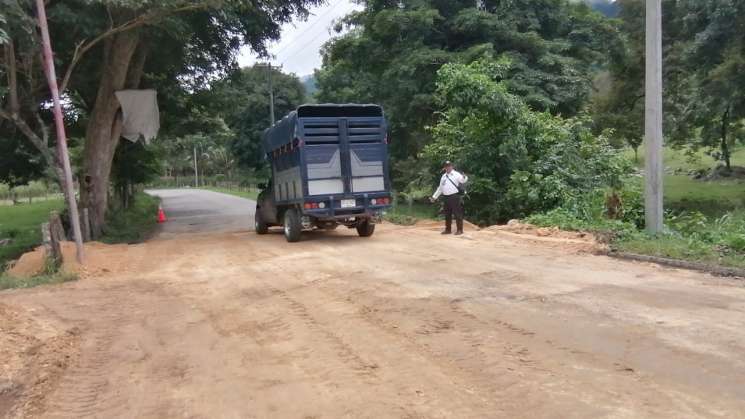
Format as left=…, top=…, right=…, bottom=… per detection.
left=101, top=192, right=161, bottom=244
left=424, top=58, right=633, bottom=225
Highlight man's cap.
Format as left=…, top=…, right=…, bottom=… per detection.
left=443, top=160, right=453, bottom=167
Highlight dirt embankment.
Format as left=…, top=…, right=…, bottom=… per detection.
left=8, top=241, right=136, bottom=279
left=2, top=223, right=745, bottom=418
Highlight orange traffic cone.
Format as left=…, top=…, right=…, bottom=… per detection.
left=157, top=206, right=167, bottom=223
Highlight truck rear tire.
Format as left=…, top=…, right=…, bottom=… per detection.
left=255, top=210, right=268, bottom=235
left=356, top=219, right=375, bottom=237
left=283, top=209, right=302, bottom=242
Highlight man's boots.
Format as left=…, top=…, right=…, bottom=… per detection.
left=441, top=229, right=452, bottom=235
left=454, top=219, right=464, bottom=235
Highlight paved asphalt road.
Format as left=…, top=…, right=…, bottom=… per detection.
left=146, top=189, right=256, bottom=237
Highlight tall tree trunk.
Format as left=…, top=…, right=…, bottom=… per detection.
left=720, top=107, right=731, bottom=171
left=80, top=31, right=140, bottom=238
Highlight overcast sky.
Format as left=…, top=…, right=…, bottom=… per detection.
left=237, top=0, right=361, bottom=77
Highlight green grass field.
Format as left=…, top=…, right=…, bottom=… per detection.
left=0, top=199, right=63, bottom=270
left=624, top=146, right=745, bottom=215
left=663, top=175, right=744, bottom=214
left=625, top=146, right=745, bottom=171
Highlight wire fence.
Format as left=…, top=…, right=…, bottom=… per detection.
left=0, top=181, right=64, bottom=206
left=146, top=177, right=263, bottom=193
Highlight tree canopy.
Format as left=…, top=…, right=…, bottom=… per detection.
left=315, top=0, right=621, bottom=159
left=200, top=65, right=307, bottom=170
left=595, top=0, right=745, bottom=169
left=1, top=0, right=321, bottom=235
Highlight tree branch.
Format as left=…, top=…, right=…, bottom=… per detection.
left=34, top=111, right=50, bottom=148
left=4, top=41, right=20, bottom=115
left=0, top=107, right=57, bottom=171
left=58, top=2, right=209, bottom=94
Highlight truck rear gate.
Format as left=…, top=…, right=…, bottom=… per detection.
left=257, top=104, right=392, bottom=241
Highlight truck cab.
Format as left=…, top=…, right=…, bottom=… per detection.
left=255, top=104, right=392, bottom=242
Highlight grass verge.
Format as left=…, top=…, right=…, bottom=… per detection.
left=384, top=202, right=438, bottom=225
left=101, top=192, right=161, bottom=244
left=0, top=199, right=64, bottom=269
left=200, top=186, right=259, bottom=200
left=0, top=270, right=78, bottom=291
left=527, top=204, right=745, bottom=272
left=614, top=234, right=745, bottom=270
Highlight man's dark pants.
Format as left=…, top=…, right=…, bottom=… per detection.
left=443, top=194, right=464, bottom=233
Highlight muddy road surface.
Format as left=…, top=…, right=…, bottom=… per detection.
left=2, top=191, right=745, bottom=418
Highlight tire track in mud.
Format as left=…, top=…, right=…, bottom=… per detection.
left=304, top=275, right=543, bottom=414
left=260, top=246, right=677, bottom=417
left=38, top=279, right=180, bottom=419
left=42, top=296, right=136, bottom=418
left=218, top=252, right=495, bottom=417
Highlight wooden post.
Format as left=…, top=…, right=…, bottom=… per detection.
left=41, top=221, right=61, bottom=269
left=36, top=0, right=85, bottom=262
left=49, top=211, right=66, bottom=241
left=81, top=208, right=92, bottom=242
left=41, top=222, right=51, bottom=257
left=644, top=0, right=664, bottom=234
left=193, top=146, right=199, bottom=188
left=49, top=213, right=63, bottom=263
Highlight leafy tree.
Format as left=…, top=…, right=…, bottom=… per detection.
left=202, top=65, right=306, bottom=170
left=597, top=0, right=745, bottom=170
left=0, top=128, right=45, bottom=186
left=424, top=58, right=631, bottom=224
left=1, top=0, right=321, bottom=237
left=316, top=0, right=621, bottom=160
left=668, top=0, right=745, bottom=170
left=110, top=140, right=163, bottom=209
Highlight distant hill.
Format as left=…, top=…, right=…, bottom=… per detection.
left=586, top=0, right=619, bottom=17
left=301, top=74, right=318, bottom=101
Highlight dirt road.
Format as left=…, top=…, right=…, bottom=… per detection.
left=2, top=191, right=745, bottom=418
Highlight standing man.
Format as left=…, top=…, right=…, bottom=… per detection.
left=430, top=161, right=468, bottom=235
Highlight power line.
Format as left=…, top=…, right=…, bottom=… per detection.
left=278, top=24, right=337, bottom=66
left=272, top=0, right=347, bottom=63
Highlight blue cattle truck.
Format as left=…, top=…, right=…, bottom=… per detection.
left=255, top=104, right=393, bottom=242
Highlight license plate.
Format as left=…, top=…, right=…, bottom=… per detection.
left=341, top=199, right=356, bottom=208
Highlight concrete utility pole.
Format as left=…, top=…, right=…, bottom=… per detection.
left=268, top=63, right=275, bottom=125
left=645, top=0, right=664, bottom=234
left=193, top=146, right=199, bottom=188
left=36, top=0, right=84, bottom=263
